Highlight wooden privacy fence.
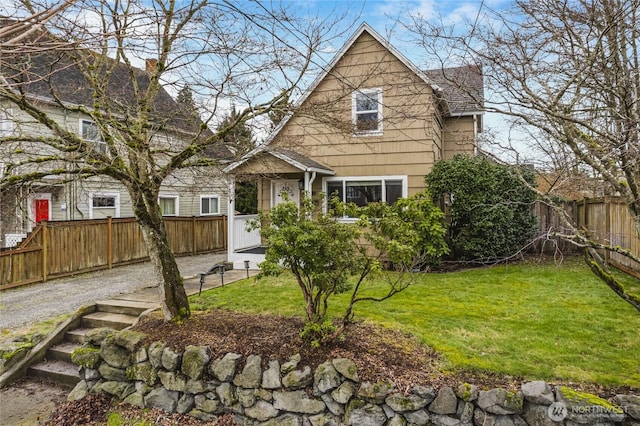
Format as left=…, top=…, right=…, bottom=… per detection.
left=535, top=197, right=640, bottom=274
left=0, top=216, right=227, bottom=290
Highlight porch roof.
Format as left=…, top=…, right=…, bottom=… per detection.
left=223, top=146, right=335, bottom=175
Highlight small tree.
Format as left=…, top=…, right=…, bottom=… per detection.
left=425, top=154, right=538, bottom=263
left=257, top=191, right=448, bottom=346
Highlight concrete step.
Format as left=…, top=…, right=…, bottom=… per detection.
left=95, top=299, right=157, bottom=316
left=28, top=359, right=79, bottom=387
left=47, top=341, right=82, bottom=363
left=81, top=312, right=138, bottom=330
left=65, top=327, right=91, bottom=344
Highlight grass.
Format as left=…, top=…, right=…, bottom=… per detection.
left=190, top=256, right=640, bottom=388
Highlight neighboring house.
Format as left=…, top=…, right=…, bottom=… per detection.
left=224, top=23, right=484, bottom=268
left=0, top=20, right=231, bottom=248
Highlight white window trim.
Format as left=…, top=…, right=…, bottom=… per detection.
left=200, top=194, right=221, bottom=216
left=159, top=194, right=180, bottom=216
left=80, top=118, right=107, bottom=154
left=352, top=88, right=383, bottom=136
left=89, top=192, right=120, bottom=219
left=322, top=175, right=408, bottom=220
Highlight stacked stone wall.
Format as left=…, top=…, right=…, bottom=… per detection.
left=69, top=328, right=640, bottom=425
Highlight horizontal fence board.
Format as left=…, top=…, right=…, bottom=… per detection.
left=1, top=216, right=227, bottom=289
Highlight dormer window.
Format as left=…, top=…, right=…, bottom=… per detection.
left=81, top=119, right=107, bottom=154
left=353, top=88, right=383, bottom=135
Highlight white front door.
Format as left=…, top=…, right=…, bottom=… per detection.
left=272, top=179, right=300, bottom=207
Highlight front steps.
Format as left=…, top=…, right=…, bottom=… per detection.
left=27, top=299, right=156, bottom=387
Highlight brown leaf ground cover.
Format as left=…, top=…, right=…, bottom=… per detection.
left=45, top=309, right=630, bottom=425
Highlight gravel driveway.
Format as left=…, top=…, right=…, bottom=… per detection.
left=0, top=253, right=226, bottom=331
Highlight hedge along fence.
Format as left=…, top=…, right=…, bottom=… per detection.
left=0, top=216, right=227, bottom=290
left=68, top=328, right=640, bottom=425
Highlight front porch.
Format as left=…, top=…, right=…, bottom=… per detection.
left=225, top=147, right=335, bottom=270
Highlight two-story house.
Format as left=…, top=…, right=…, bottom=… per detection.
left=224, top=23, right=483, bottom=268
left=0, top=19, right=232, bottom=247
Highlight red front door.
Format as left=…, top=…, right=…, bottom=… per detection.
left=35, top=199, right=50, bottom=223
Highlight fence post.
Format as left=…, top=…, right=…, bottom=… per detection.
left=192, top=216, right=197, bottom=255
left=107, top=216, right=113, bottom=269
left=42, top=221, right=48, bottom=282
left=604, top=197, right=611, bottom=262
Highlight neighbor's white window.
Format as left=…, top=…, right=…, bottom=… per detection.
left=324, top=176, right=406, bottom=210
left=89, top=192, right=120, bottom=219
left=92, top=195, right=116, bottom=208
left=159, top=195, right=179, bottom=216
left=352, top=88, right=383, bottom=134
left=1, top=108, right=14, bottom=135
left=200, top=195, right=220, bottom=215
left=81, top=119, right=107, bottom=154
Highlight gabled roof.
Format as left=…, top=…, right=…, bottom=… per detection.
left=224, top=146, right=334, bottom=175
left=425, top=65, right=483, bottom=116
left=1, top=19, right=233, bottom=160
left=262, top=22, right=483, bottom=146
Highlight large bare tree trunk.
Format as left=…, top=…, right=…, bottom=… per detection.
left=133, top=190, right=190, bottom=322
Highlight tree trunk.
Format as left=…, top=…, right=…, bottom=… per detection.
left=134, top=191, right=190, bottom=322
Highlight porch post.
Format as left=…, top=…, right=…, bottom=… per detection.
left=227, top=176, right=235, bottom=261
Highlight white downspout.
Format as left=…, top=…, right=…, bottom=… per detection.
left=227, top=177, right=236, bottom=261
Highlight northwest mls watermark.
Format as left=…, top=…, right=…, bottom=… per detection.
left=547, top=402, right=626, bottom=422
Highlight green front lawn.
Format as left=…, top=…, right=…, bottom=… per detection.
left=190, top=257, right=640, bottom=388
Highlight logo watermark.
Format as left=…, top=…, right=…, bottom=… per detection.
left=547, top=402, right=626, bottom=422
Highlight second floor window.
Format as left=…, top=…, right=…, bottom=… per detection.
left=353, top=88, right=383, bottom=134
left=81, top=119, right=107, bottom=154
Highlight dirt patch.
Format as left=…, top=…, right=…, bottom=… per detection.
left=0, top=378, right=69, bottom=425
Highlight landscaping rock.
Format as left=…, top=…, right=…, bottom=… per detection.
left=245, top=399, right=279, bottom=421
left=386, top=392, right=428, bottom=412
left=321, top=393, right=345, bottom=416
left=429, top=413, right=458, bottom=426
left=176, top=393, right=195, bottom=414
left=331, top=381, right=355, bottom=404
left=344, top=399, right=386, bottom=426
left=144, top=387, right=179, bottom=412
left=210, top=352, right=242, bottom=382
left=357, top=381, right=394, bottom=404
left=616, top=394, right=640, bottom=420
left=262, top=359, right=281, bottom=389
left=147, top=341, right=165, bottom=368
left=314, top=361, right=341, bottom=393
left=181, top=345, right=210, bottom=380
left=332, top=358, right=358, bottom=382
left=234, top=354, right=262, bottom=388
left=216, top=382, right=237, bottom=406
left=67, top=380, right=89, bottom=401
left=455, top=383, right=478, bottom=402
left=281, top=353, right=301, bottom=374
left=522, top=402, right=558, bottom=426
left=477, top=388, right=523, bottom=415
left=123, top=392, right=145, bottom=408
left=521, top=381, right=554, bottom=405
left=283, top=365, right=313, bottom=389
left=429, top=386, right=458, bottom=414
left=98, top=363, right=127, bottom=381
left=194, top=393, right=220, bottom=413
left=258, top=413, right=303, bottom=426
left=114, top=329, right=146, bottom=352
left=273, top=390, right=325, bottom=414
left=71, top=346, right=101, bottom=369
left=100, top=335, right=131, bottom=368
left=161, top=347, right=182, bottom=371
left=126, top=361, right=157, bottom=386
left=157, top=370, right=187, bottom=392
left=85, top=328, right=114, bottom=346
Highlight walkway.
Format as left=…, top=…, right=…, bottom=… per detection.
left=0, top=252, right=250, bottom=332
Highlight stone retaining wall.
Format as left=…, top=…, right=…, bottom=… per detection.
left=69, top=328, right=639, bottom=425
